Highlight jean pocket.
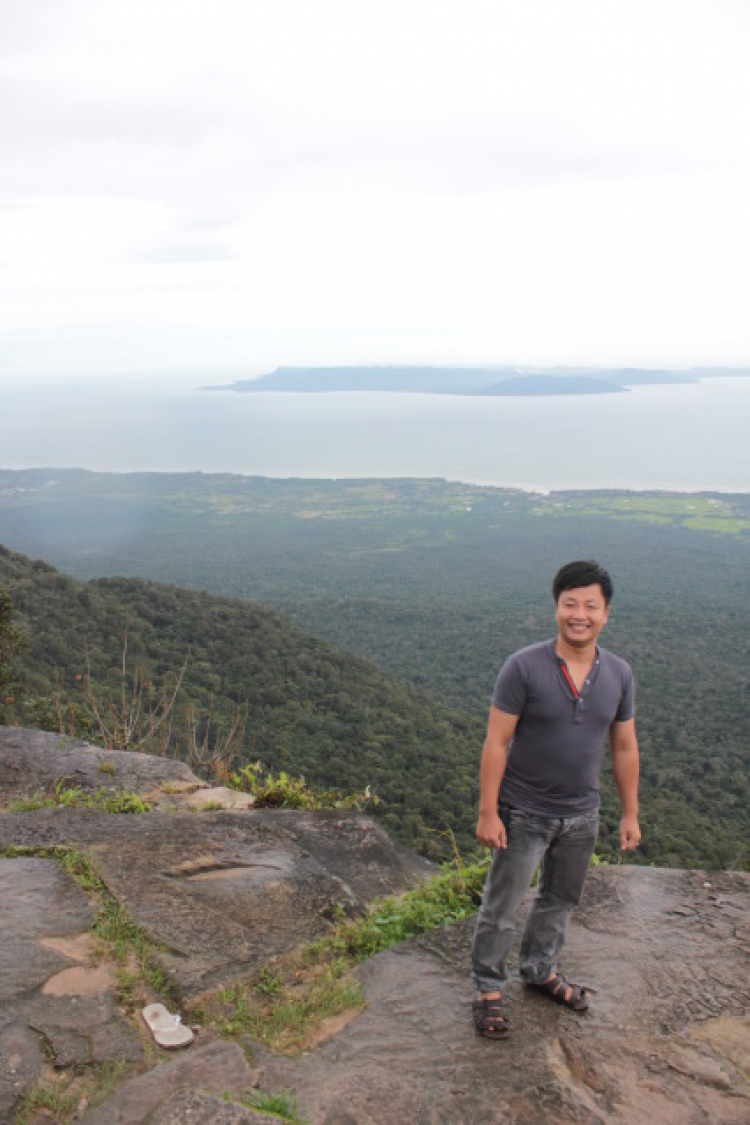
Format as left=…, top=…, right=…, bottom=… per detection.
left=506, top=807, right=555, bottom=844
left=568, top=810, right=599, bottom=841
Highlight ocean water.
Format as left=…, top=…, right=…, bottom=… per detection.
left=1, top=375, right=748, bottom=492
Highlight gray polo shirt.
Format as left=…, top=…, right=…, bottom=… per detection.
left=492, top=639, right=635, bottom=816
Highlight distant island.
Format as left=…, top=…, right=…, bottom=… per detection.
left=209, top=365, right=750, bottom=397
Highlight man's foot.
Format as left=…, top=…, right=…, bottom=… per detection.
left=472, top=991, right=509, bottom=1039
left=526, top=972, right=593, bottom=1011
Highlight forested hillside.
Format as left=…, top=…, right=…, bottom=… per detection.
left=0, top=471, right=748, bottom=869
left=0, top=545, right=482, bottom=857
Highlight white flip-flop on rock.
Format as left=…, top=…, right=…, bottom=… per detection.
left=142, top=1003, right=194, bottom=1048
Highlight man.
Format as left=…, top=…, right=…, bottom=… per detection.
left=471, top=559, right=640, bottom=1039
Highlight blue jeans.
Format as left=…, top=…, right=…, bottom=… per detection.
left=471, top=803, right=599, bottom=992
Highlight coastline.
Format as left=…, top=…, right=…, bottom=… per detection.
left=0, top=377, right=748, bottom=493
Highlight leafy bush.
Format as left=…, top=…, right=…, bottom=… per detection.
left=230, top=760, right=377, bottom=812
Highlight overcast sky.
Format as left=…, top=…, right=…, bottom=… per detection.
left=1, top=0, right=749, bottom=383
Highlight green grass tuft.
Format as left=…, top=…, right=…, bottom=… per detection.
left=223, top=1088, right=309, bottom=1123
left=196, top=962, right=364, bottom=1054
left=14, top=1062, right=131, bottom=1125
left=309, top=855, right=490, bottom=963
left=5, top=782, right=152, bottom=814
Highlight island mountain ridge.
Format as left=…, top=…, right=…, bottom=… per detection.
left=210, top=364, right=750, bottom=396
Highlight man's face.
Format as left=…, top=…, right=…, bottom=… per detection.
left=555, top=583, right=610, bottom=649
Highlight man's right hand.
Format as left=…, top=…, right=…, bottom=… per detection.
left=476, top=811, right=507, bottom=849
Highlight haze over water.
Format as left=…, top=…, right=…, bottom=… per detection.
left=2, top=376, right=748, bottom=493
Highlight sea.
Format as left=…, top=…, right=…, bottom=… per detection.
left=1, top=375, right=748, bottom=493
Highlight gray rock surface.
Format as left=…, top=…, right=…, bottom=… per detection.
left=153, top=1089, right=288, bottom=1125
left=0, top=855, right=144, bottom=1121
left=0, top=725, right=200, bottom=798
left=258, top=866, right=749, bottom=1125
left=0, top=805, right=434, bottom=999
left=1, top=728, right=748, bottom=1124
left=0, top=730, right=435, bottom=1122
left=80, top=1041, right=257, bottom=1125
left=0, top=876, right=274, bottom=1125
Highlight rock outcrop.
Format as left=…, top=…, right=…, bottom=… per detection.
left=0, top=726, right=199, bottom=799
left=1, top=727, right=748, bottom=1124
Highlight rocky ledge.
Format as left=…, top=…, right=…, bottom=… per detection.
left=1, top=726, right=748, bottom=1124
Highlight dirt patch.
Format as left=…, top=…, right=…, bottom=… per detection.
left=302, top=1005, right=364, bottom=1051
left=689, top=1014, right=750, bottom=1074
left=42, top=963, right=115, bottom=996
left=182, top=787, right=256, bottom=810
left=39, top=933, right=95, bottom=963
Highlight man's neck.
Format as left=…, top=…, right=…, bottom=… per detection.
left=555, top=635, right=598, bottom=665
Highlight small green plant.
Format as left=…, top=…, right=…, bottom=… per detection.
left=254, top=966, right=284, bottom=995
left=229, top=760, right=377, bottom=811
left=55, top=846, right=102, bottom=893
left=95, top=790, right=152, bottom=814
left=113, top=965, right=140, bottom=1006
left=224, top=1088, right=309, bottom=1124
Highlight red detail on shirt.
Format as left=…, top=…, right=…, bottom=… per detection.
left=559, top=662, right=580, bottom=700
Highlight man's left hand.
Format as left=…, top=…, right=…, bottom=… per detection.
left=620, top=815, right=641, bottom=851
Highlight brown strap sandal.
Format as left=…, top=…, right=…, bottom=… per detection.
left=472, top=995, right=510, bottom=1039
left=527, top=972, right=594, bottom=1011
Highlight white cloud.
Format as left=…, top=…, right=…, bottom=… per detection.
left=1, top=0, right=749, bottom=380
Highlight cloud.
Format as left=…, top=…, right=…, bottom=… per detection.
left=137, top=244, right=235, bottom=264
left=1, top=0, right=749, bottom=379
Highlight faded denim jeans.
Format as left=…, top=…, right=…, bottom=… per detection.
left=471, top=803, right=599, bottom=992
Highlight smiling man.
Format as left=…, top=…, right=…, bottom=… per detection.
left=470, top=559, right=640, bottom=1039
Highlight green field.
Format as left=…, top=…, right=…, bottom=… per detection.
left=531, top=491, right=750, bottom=533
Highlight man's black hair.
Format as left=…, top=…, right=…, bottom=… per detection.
left=552, top=560, right=613, bottom=605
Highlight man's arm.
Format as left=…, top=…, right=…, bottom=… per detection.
left=610, top=717, right=641, bottom=851
left=476, top=707, right=519, bottom=849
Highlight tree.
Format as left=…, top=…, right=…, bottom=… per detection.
left=0, top=586, right=24, bottom=718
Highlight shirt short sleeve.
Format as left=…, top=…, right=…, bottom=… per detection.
left=491, top=654, right=527, bottom=715
left=614, top=666, right=635, bottom=722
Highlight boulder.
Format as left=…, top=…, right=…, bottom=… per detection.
left=0, top=725, right=200, bottom=799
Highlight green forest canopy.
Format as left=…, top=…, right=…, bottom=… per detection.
left=0, top=471, right=748, bottom=870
